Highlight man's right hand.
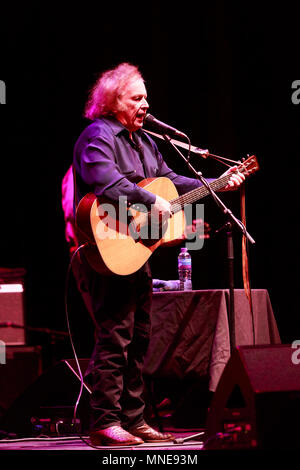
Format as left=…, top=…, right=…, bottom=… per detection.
left=153, top=195, right=172, bottom=218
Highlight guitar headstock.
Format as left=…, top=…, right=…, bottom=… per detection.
left=238, top=155, right=259, bottom=177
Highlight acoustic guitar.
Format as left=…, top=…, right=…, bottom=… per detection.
left=75, top=155, right=259, bottom=275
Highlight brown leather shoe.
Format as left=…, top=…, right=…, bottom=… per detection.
left=90, top=425, right=144, bottom=446
left=129, top=423, right=174, bottom=443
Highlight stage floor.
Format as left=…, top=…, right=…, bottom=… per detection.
left=0, top=429, right=205, bottom=451
left=0, top=428, right=287, bottom=464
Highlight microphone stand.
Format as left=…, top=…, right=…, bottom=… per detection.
left=162, top=133, right=256, bottom=445
left=162, top=134, right=255, bottom=353
left=215, top=221, right=236, bottom=351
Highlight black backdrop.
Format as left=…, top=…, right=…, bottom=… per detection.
left=1, top=2, right=299, bottom=362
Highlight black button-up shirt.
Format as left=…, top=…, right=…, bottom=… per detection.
left=73, top=116, right=205, bottom=208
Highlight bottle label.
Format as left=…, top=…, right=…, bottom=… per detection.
left=178, top=259, right=191, bottom=267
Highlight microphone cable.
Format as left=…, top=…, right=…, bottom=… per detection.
left=64, top=243, right=122, bottom=449
left=64, top=244, right=88, bottom=423
left=64, top=243, right=99, bottom=448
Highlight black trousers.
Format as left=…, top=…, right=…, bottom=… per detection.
left=81, top=256, right=152, bottom=431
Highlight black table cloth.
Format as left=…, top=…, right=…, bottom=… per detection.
left=143, top=289, right=280, bottom=391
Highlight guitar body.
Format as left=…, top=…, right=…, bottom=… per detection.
left=75, top=177, right=186, bottom=276
left=75, top=155, right=259, bottom=276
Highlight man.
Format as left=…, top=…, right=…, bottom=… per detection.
left=62, top=166, right=94, bottom=321
left=73, top=62, right=244, bottom=446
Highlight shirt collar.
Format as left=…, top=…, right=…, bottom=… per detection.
left=101, top=116, right=144, bottom=140
left=101, top=116, right=129, bottom=136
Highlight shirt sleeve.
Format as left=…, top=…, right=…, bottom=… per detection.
left=79, top=135, right=156, bottom=208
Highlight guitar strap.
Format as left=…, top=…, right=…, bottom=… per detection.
left=241, top=184, right=257, bottom=344
left=240, top=184, right=252, bottom=305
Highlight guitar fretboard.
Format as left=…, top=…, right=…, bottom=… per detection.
left=170, top=173, right=232, bottom=213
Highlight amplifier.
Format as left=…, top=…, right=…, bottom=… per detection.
left=0, top=345, right=43, bottom=414
left=0, top=284, right=25, bottom=345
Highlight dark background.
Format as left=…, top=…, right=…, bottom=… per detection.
left=1, top=2, right=299, bottom=364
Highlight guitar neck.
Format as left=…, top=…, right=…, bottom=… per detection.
left=170, top=173, right=231, bottom=213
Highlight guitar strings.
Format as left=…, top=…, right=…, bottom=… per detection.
left=170, top=173, right=232, bottom=213
left=169, top=157, right=256, bottom=213
left=140, top=156, right=256, bottom=218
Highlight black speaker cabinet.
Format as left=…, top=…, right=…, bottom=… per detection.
left=0, top=346, right=42, bottom=414
left=0, top=358, right=91, bottom=436
left=205, top=345, right=300, bottom=449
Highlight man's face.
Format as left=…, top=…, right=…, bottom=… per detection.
left=115, top=78, right=149, bottom=133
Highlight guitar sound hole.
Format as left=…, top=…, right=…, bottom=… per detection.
left=140, top=215, right=168, bottom=246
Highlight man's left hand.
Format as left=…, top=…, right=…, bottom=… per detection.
left=221, top=166, right=245, bottom=191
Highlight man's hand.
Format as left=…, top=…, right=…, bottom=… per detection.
left=221, top=166, right=245, bottom=191
left=185, top=218, right=211, bottom=240
left=153, top=194, right=172, bottom=217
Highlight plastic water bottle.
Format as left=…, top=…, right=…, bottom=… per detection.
left=178, top=247, right=192, bottom=291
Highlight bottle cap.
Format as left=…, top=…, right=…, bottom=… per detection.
left=180, top=247, right=187, bottom=252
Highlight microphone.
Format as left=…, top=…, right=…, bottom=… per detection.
left=144, top=113, right=187, bottom=138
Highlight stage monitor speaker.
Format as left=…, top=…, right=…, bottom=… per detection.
left=0, top=346, right=42, bottom=414
left=0, top=358, right=91, bottom=437
left=0, top=284, right=25, bottom=345
left=205, top=345, right=300, bottom=449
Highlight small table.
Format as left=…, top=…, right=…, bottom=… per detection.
left=144, top=289, right=280, bottom=391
